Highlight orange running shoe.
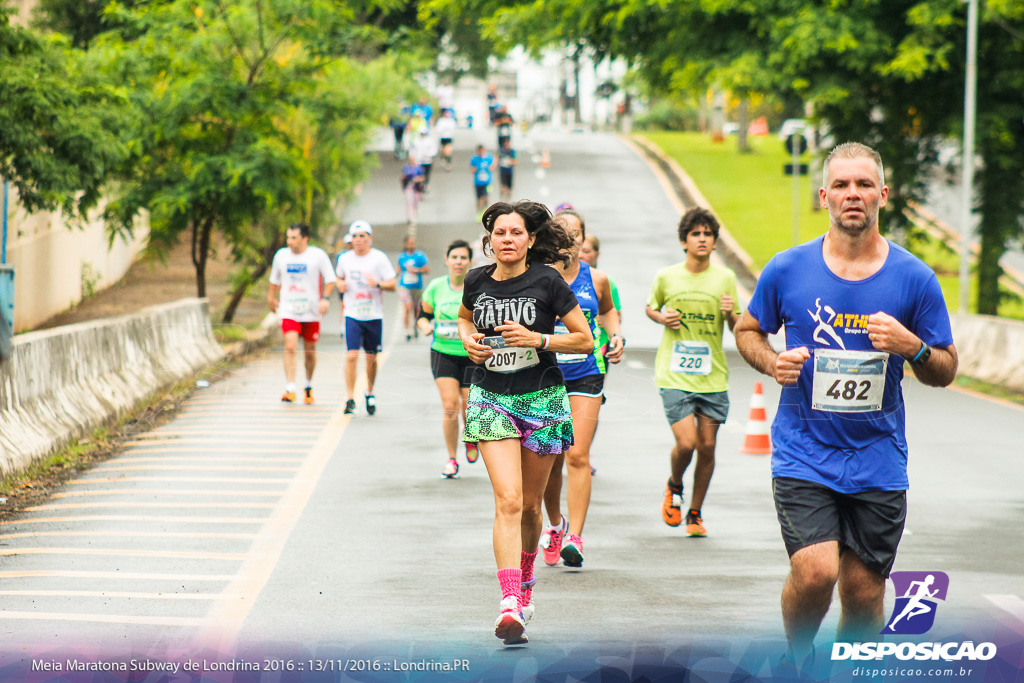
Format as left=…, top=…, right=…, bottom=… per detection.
left=686, top=509, right=707, bottom=537
left=281, top=391, right=296, bottom=403
left=662, top=480, right=683, bottom=527
left=304, top=387, right=314, bottom=404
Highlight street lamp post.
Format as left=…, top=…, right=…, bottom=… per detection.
left=959, top=0, right=978, bottom=314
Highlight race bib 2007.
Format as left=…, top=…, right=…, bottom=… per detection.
left=670, top=341, right=712, bottom=375
left=811, top=348, right=889, bottom=413
left=482, top=336, right=539, bottom=374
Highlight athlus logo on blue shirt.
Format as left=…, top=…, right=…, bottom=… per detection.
left=832, top=570, right=997, bottom=663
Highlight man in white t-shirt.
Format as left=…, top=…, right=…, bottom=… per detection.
left=268, top=223, right=337, bottom=404
left=335, top=220, right=397, bottom=415
left=435, top=110, right=457, bottom=171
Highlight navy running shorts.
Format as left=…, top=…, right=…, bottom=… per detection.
left=345, top=317, right=383, bottom=354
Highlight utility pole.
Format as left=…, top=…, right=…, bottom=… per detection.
left=959, top=0, right=978, bottom=314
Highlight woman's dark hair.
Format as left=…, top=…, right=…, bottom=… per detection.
left=677, top=207, right=720, bottom=242
left=481, top=200, right=573, bottom=267
left=446, top=239, right=473, bottom=259
left=553, top=208, right=586, bottom=241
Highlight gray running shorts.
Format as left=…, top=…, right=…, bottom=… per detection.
left=659, top=388, right=729, bottom=425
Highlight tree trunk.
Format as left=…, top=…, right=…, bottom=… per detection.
left=191, top=216, right=215, bottom=299
left=221, top=229, right=285, bottom=324
left=736, top=98, right=750, bottom=153
left=572, top=47, right=582, bottom=125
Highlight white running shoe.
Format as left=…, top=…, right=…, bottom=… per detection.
left=494, top=596, right=527, bottom=645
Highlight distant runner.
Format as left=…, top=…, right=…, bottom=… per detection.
left=397, top=235, right=429, bottom=342
left=646, top=208, right=741, bottom=537
left=268, top=223, right=336, bottom=404
left=539, top=208, right=623, bottom=569
left=417, top=240, right=478, bottom=479
left=335, top=220, right=397, bottom=416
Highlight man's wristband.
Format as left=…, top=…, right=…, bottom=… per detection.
left=540, top=334, right=550, bottom=350
left=909, top=342, right=931, bottom=367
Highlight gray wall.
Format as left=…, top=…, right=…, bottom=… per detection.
left=0, top=299, right=224, bottom=476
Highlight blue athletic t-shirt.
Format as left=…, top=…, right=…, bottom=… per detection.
left=397, top=249, right=428, bottom=290
left=471, top=155, right=493, bottom=187
left=747, top=236, right=953, bottom=493
left=556, top=262, right=604, bottom=381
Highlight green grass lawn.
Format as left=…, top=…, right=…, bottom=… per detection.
left=641, top=131, right=1024, bottom=320
left=642, top=131, right=825, bottom=269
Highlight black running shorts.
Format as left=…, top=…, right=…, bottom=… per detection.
left=772, top=476, right=907, bottom=577
left=430, top=349, right=476, bottom=389
left=564, top=373, right=605, bottom=397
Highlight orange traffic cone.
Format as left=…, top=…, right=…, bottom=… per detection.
left=540, top=148, right=551, bottom=168
left=740, top=381, right=772, bottom=455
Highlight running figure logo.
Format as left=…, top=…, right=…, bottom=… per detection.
left=884, top=571, right=949, bottom=634
left=807, top=298, right=846, bottom=349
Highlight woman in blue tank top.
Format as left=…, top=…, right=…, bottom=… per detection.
left=538, top=208, right=624, bottom=569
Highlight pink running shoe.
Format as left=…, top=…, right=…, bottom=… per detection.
left=561, top=534, right=584, bottom=568
left=441, top=458, right=459, bottom=479
left=465, top=442, right=480, bottom=464
left=539, top=515, right=567, bottom=566
left=494, top=596, right=527, bottom=645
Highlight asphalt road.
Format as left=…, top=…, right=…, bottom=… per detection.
left=1, top=124, right=1022, bottom=681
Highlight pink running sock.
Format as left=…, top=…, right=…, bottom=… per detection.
left=497, top=568, right=522, bottom=602
left=520, top=550, right=538, bottom=583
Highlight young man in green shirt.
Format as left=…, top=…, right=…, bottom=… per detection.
left=645, top=207, right=741, bottom=536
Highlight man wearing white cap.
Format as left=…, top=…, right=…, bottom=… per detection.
left=335, top=220, right=397, bottom=415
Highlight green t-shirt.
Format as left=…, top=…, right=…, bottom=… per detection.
left=595, top=277, right=621, bottom=350
left=422, top=276, right=468, bottom=357
left=647, top=263, right=741, bottom=392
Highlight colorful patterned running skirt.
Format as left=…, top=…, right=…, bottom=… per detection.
left=462, top=384, right=574, bottom=456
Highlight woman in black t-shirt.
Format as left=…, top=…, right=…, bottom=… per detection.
left=458, top=200, right=593, bottom=646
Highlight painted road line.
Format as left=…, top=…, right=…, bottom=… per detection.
left=127, top=430, right=321, bottom=437
left=0, top=590, right=237, bottom=600
left=195, top=315, right=403, bottom=651
left=0, top=611, right=201, bottom=627
left=0, top=531, right=258, bottom=541
left=25, top=502, right=277, bottom=511
left=0, top=570, right=234, bottom=580
left=123, top=438, right=317, bottom=446
left=0, top=516, right=267, bottom=526
left=121, top=448, right=308, bottom=455
left=67, top=477, right=293, bottom=485
left=114, top=456, right=303, bottom=463
left=0, top=548, right=250, bottom=560
left=52, top=490, right=280, bottom=499
left=91, top=465, right=299, bottom=473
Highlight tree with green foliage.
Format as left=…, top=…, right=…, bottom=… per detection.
left=0, top=3, right=129, bottom=222
left=93, top=0, right=414, bottom=317
left=484, top=0, right=1023, bottom=315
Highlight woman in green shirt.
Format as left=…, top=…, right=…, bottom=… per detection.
left=417, top=240, right=478, bottom=479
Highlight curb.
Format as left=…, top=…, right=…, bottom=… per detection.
left=627, top=134, right=761, bottom=294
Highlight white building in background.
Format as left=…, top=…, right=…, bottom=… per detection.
left=431, top=47, right=631, bottom=132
